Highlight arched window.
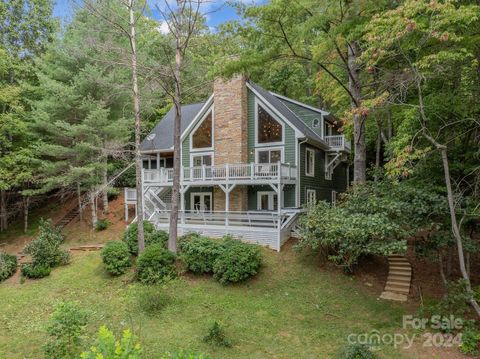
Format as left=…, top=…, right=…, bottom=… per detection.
left=192, top=111, right=212, bottom=149
left=257, top=105, right=282, bottom=143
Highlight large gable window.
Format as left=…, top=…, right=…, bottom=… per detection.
left=192, top=111, right=212, bottom=149
left=257, top=105, right=282, bottom=144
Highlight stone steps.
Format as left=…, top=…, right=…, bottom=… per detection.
left=380, top=255, right=412, bottom=302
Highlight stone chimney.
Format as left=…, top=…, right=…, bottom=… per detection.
left=212, top=75, right=249, bottom=212
left=213, top=75, right=248, bottom=165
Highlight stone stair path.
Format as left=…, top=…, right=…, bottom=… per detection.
left=380, top=255, right=412, bottom=302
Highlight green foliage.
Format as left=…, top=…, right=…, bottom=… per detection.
left=212, top=239, right=262, bottom=285
left=24, top=219, right=69, bottom=268
left=179, top=235, right=223, bottom=274
left=136, top=244, right=176, bottom=285
left=160, top=351, right=211, bottom=359
left=297, top=181, right=445, bottom=271
left=460, top=321, right=480, bottom=356
left=136, top=286, right=170, bottom=316
left=339, top=343, right=377, bottom=359
left=123, top=221, right=168, bottom=255
left=21, top=263, right=51, bottom=279
left=95, top=219, right=110, bottom=231
left=0, top=252, right=17, bottom=281
left=80, top=326, right=142, bottom=359
left=43, top=301, right=88, bottom=359
left=203, top=321, right=232, bottom=348
left=106, top=187, right=120, bottom=201
left=100, top=241, right=131, bottom=276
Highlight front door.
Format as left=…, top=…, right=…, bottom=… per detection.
left=191, top=193, right=212, bottom=212
left=257, top=191, right=278, bottom=211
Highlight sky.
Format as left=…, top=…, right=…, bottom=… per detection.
left=52, top=1, right=256, bottom=29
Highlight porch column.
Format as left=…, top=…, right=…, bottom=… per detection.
left=156, top=152, right=160, bottom=170
left=225, top=187, right=230, bottom=228
left=180, top=186, right=185, bottom=225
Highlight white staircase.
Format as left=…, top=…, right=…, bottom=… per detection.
left=143, top=186, right=172, bottom=220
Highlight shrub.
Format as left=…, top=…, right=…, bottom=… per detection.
left=179, top=235, right=223, bottom=274
left=460, top=320, right=480, bottom=356
left=339, top=343, right=377, bottom=359
left=212, top=240, right=262, bottom=284
left=0, top=252, right=17, bottom=282
left=137, top=286, right=170, bottom=315
left=80, top=326, right=141, bottom=359
left=136, top=244, right=176, bottom=284
left=24, top=219, right=70, bottom=268
left=203, top=321, right=232, bottom=348
left=123, top=221, right=168, bottom=255
left=101, top=241, right=131, bottom=276
left=95, top=219, right=110, bottom=231
left=43, top=301, right=88, bottom=359
left=160, top=350, right=212, bottom=359
left=21, top=263, right=51, bottom=279
left=107, top=187, right=120, bottom=201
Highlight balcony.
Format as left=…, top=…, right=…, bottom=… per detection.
left=325, top=135, right=351, bottom=152
left=143, top=162, right=297, bottom=186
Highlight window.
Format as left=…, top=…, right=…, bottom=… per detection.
left=257, top=192, right=278, bottom=211
left=257, top=105, right=282, bottom=144
left=192, top=154, right=212, bottom=167
left=256, top=148, right=282, bottom=164
left=305, top=148, right=315, bottom=177
left=331, top=190, right=337, bottom=206
left=312, top=118, right=321, bottom=128
left=325, top=153, right=332, bottom=180
left=192, top=111, right=212, bottom=149
left=306, top=189, right=316, bottom=206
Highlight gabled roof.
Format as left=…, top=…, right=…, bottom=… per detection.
left=140, top=102, right=206, bottom=152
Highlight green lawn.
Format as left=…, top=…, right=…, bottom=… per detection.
left=0, top=245, right=410, bottom=359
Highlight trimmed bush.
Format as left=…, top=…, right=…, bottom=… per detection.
left=203, top=321, right=232, bottom=348
left=136, top=244, right=176, bottom=284
left=24, top=219, right=70, bottom=268
left=95, top=219, right=110, bottom=231
left=101, top=241, right=131, bottom=276
left=137, top=286, right=170, bottom=315
left=21, top=263, right=52, bottom=279
left=0, top=252, right=18, bottom=282
left=123, top=221, right=168, bottom=255
left=179, top=235, right=223, bottom=274
left=212, top=239, right=262, bottom=284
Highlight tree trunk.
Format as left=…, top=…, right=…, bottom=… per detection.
left=374, top=123, right=382, bottom=182
left=128, top=0, right=145, bottom=253
left=348, top=41, right=366, bottom=184
left=168, top=13, right=184, bottom=255
left=438, top=252, right=448, bottom=289
left=77, top=182, right=83, bottom=221
left=90, top=190, right=97, bottom=229
left=0, top=190, right=7, bottom=231
left=23, top=196, right=29, bottom=233
left=102, top=162, right=109, bottom=213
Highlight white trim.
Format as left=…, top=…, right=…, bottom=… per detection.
left=190, top=151, right=214, bottom=167
left=270, top=92, right=330, bottom=116
left=246, top=82, right=303, bottom=138
left=190, top=192, right=212, bottom=212
left=306, top=189, right=316, bottom=205
left=257, top=191, right=278, bottom=211
left=190, top=106, right=214, bottom=153
left=305, top=147, right=315, bottom=177
left=254, top=98, right=285, bottom=147
left=180, top=94, right=214, bottom=141
left=255, top=146, right=284, bottom=164
left=325, top=152, right=333, bottom=180
left=331, top=190, right=337, bottom=206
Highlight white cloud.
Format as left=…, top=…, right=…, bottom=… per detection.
left=156, top=21, right=170, bottom=34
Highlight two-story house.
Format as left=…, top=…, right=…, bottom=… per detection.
left=124, top=76, right=350, bottom=251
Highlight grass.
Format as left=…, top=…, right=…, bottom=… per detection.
left=0, top=243, right=412, bottom=359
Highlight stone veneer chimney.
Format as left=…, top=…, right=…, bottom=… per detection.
left=213, top=75, right=249, bottom=211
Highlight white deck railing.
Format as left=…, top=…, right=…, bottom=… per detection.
left=325, top=135, right=351, bottom=151
left=143, top=162, right=297, bottom=184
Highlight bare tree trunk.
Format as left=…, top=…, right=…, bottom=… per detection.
left=168, top=8, right=184, bottom=254
left=23, top=196, right=29, bottom=233
left=374, top=123, right=382, bottom=182
left=128, top=0, right=145, bottom=253
left=438, top=252, right=448, bottom=289
left=102, top=162, right=109, bottom=213
left=77, top=182, right=83, bottom=221
left=90, top=190, right=97, bottom=229
left=0, top=189, right=7, bottom=231
left=348, top=41, right=366, bottom=184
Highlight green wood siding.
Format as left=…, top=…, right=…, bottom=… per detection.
left=247, top=185, right=296, bottom=210
left=299, top=143, right=348, bottom=204
left=281, top=101, right=323, bottom=138
left=182, top=136, right=190, bottom=167
left=247, top=89, right=296, bottom=165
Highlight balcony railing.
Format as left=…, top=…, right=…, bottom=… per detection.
left=143, top=162, right=297, bottom=184
left=325, top=135, right=351, bottom=151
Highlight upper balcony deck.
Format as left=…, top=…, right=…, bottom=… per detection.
left=143, top=162, right=297, bottom=186
left=325, top=135, right=351, bottom=152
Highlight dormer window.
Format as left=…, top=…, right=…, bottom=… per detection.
left=257, top=105, right=282, bottom=144
left=312, top=118, right=321, bottom=128
left=192, top=111, right=212, bottom=149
